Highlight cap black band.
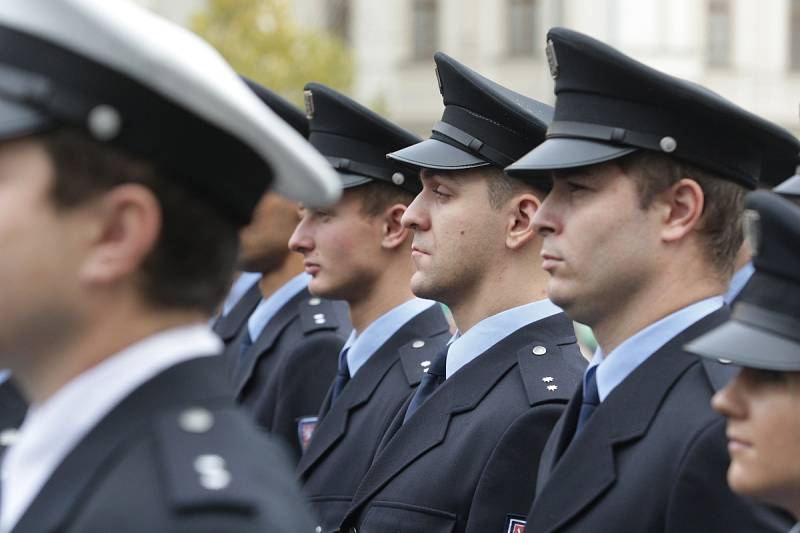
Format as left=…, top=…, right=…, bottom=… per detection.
left=547, top=121, right=660, bottom=152
left=327, top=156, right=385, bottom=181
left=733, top=302, right=800, bottom=343
left=431, top=120, right=515, bottom=167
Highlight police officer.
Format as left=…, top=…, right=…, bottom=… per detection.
left=223, top=78, right=351, bottom=462
left=336, top=52, right=586, bottom=533
left=687, top=190, right=800, bottom=531
left=0, top=1, right=340, bottom=531
left=290, top=83, right=452, bottom=533
left=506, top=27, right=792, bottom=532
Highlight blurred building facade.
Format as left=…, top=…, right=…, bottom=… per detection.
left=138, top=0, right=800, bottom=137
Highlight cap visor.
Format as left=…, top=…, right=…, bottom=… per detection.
left=388, top=138, right=490, bottom=170
left=506, top=138, right=638, bottom=176
left=338, top=171, right=373, bottom=189
left=685, top=320, right=800, bottom=371
left=0, top=98, right=52, bottom=141
left=773, top=175, right=800, bottom=198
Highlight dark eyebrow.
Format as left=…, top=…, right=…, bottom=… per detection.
left=421, top=168, right=459, bottom=184
left=552, top=167, right=594, bottom=180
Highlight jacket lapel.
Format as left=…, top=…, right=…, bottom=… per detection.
left=231, top=289, right=309, bottom=395
left=529, top=308, right=730, bottom=532
left=297, top=306, right=449, bottom=477
left=349, top=322, right=539, bottom=512
left=212, top=282, right=261, bottom=342
left=11, top=357, right=232, bottom=533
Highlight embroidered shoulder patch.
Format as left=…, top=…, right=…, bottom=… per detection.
left=297, top=416, right=318, bottom=451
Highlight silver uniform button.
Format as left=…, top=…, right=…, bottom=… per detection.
left=392, top=172, right=405, bottom=185
left=315, top=527, right=322, bottom=533
left=531, top=345, right=547, bottom=356
left=308, top=297, right=322, bottom=306
left=717, top=358, right=733, bottom=364
left=179, top=407, right=214, bottom=433
left=412, top=340, right=425, bottom=349
left=87, top=104, right=122, bottom=141
left=659, top=136, right=677, bottom=153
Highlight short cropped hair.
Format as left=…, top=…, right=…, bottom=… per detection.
left=41, top=129, right=238, bottom=314
left=484, top=166, right=545, bottom=209
left=618, top=151, right=745, bottom=277
left=357, top=180, right=415, bottom=217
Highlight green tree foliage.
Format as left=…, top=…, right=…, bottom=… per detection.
left=192, top=0, right=353, bottom=106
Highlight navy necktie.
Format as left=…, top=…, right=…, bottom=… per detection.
left=403, top=346, right=448, bottom=424
left=575, top=366, right=599, bottom=435
left=329, top=347, right=351, bottom=404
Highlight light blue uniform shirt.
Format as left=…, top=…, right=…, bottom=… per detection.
left=246, top=273, right=311, bottom=344
left=724, top=262, right=754, bottom=304
left=445, top=299, right=563, bottom=380
left=587, top=296, right=723, bottom=402
left=220, top=272, right=262, bottom=317
left=0, top=370, right=9, bottom=386
left=344, top=298, right=437, bottom=378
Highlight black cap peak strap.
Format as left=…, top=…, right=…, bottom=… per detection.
left=431, top=121, right=516, bottom=167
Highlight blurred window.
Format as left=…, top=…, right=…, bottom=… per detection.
left=706, top=0, right=732, bottom=68
left=412, top=0, right=438, bottom=60
left=327, top=0, right=351, bottom=44
left=791, top=0, right=800, bottom=71
left=508, top=0, right=541, bottom=57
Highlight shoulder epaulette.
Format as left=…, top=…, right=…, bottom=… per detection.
left=516, top=340, right=584, bottom=405
left=298, top=296, right=341, bottom=334
left=399, top=336, right=448, bottom=386
left=155, top=405, right=262, bottom=513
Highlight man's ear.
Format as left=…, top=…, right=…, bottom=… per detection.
left=506, top=193, right=541, bottom=250
left=657, top=178, right=704, bottom=244
left=381, top=203, right=411, bottom=250
left=79, top=183, right=161, bottom=286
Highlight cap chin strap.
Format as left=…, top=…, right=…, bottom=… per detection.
left=432, top=121, right=514, bottom=167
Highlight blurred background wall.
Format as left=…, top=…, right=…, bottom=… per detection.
left=134, top=0, right=800, bottom=138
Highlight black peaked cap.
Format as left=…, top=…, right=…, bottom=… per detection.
left=304, top=82, right=422, bottom=194
left=507, top=27, right=798, bottom=190
left=242, top=77, right=309, bottom=138
left=388, top=51, right=553, bottom=173
left=686, top=191, right=800, bottom=369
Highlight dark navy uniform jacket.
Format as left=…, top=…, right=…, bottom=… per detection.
left=213, top=280, right=263, bottom=348
left=525, top=309, right=792, bottom=533
left=8, top=356, right=315, bottom=533
left=337, top=312, right=586, bottom=533
left=225, top=287, right=351, bottom=462
left=298, top=304, right=451, bottom=532
left=0, top=379, right=26, bottom=438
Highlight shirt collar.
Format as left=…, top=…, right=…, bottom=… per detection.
left=1, top=324, right=221, bottom=533
left=0, top=370, right=10, bottom=386
left=345, top=298, right=437, bottom=378
left=246, top=272, right=311, bottom=343
left=445, top=299, right=562, bottom=379
left=723, top=261, right=754, bottom=304
left=220, top=272, right=261, bottom=317
left=588, top=295, right=724, bottom=401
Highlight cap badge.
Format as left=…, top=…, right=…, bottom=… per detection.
left=434, top=65, right=444, bottom=95
left=392, top=172, right=405, bottom=185
left=303, top=90, right=315, bottom=119
left=546, top=39, right=559, bottom=79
